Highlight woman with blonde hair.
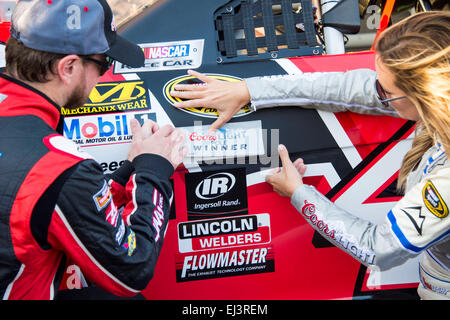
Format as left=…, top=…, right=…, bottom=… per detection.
left=171, top=11, right=450, bottom=299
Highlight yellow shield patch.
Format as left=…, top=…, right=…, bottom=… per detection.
left=422, top=181, right=448, bottom=218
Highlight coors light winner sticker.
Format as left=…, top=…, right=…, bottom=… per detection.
left=179, top=120, right=265, bottom=162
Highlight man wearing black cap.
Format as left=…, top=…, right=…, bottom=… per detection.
left=0, top=0, right=187, bottom=299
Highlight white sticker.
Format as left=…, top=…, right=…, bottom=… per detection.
left=179, top=120, right=265, bottom=162
left=114, top=39, right=205, bottom=73
left=63, top=111, right=157, bottom=148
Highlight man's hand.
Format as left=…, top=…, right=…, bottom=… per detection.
left=128, top=119, right=188, bottom=169
left=127, top=119, right=159, bottom=162
left=170, top=70, right=251, bottom=133
left=265, top=145, right=306, bottom=198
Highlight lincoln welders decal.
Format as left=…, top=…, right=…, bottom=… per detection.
left=175, top=214, right=274, bottom=282
left=163, top=73, right=253, bottom=119
left=178, top=214, right=271, bottom=252
left=61, top=80, right=151, bottom=117
left=185, top=167, right=248, bottom=220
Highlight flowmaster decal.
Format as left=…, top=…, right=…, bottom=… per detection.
left=114, top=39, right=204, bottom=73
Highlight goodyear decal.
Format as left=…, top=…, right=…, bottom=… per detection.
left=163, top=74, right=253, bottom=119
left=61, top=80, right=150, bottom=117
left=423, top=181, right=448, bottom=218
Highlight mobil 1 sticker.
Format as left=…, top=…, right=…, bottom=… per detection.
left=178, top=214, right=271, bottom=253
left=63, top=111, right=156, bottom=147
left=185, top=167, right=248, bottom=220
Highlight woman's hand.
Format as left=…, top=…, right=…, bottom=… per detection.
left=170, top=70, right=251, bottom=133
left=265, top=145, right=306, bottom=198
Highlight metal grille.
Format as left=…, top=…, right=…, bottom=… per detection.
left=215, top=0, right=323, bottom=63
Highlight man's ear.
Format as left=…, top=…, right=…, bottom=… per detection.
left=56, top=55, right=81, bottom=85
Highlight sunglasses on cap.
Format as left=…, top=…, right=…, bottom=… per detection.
left=375, top=79, right=407, bottom=107
left=81, top=55, right=114, bottom=76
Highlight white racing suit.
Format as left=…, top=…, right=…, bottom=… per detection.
left=246, top=69, right=450, bottom=299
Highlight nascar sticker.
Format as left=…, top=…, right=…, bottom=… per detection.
left=163, top=73, right=253, bottom=119
left=423, top=181, right=448, bottom=218
left=114, top=39, right=204, bottom=73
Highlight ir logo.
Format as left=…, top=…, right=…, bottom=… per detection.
left=195, top=172, right=236, bottom=200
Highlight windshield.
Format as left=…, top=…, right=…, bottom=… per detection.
left=109, top=0, right=159, bottom=26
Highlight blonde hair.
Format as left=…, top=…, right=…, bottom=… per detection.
left=374, top=11, right=450, bottom=191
